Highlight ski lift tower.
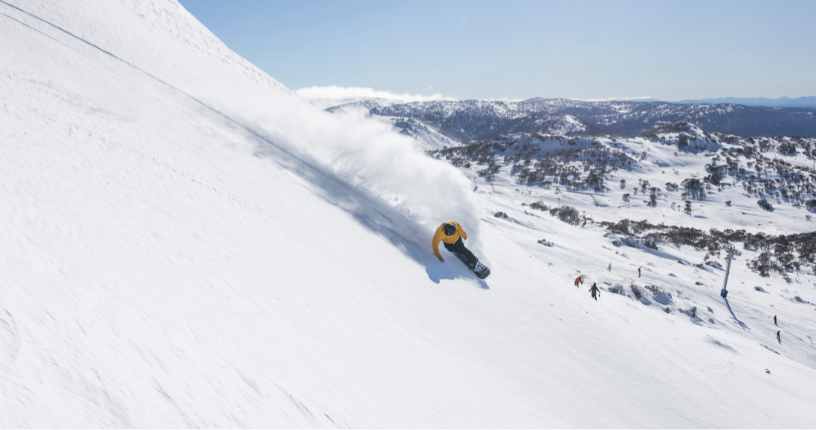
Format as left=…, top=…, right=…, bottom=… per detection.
left=721, top=247, right=736, bottom=299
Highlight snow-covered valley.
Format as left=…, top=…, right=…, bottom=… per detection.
left=1, top=0, right=815, bottom=427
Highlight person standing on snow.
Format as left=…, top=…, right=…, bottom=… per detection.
left=774, top=315, right=777, bottom=326
left=638, top=267, right=641, bottom=277
left=777, top=330, right=781, bottom=343
left=608, top=263, right=612, bottom=272
left=574, top=276, right=584, bottom=288
left=589, top=283, right=601, bottom=301
left=432, top=221, right=478, bottom=269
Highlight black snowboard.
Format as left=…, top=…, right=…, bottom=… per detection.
left=452, top=252, right=491, bottom=279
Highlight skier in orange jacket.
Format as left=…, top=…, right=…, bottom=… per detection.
left=574, top=276, right=584, bottom=288
left=432, top=221, right=478, bottom=269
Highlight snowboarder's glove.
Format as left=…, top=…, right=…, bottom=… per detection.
left=437, top=255, right=445, bottom=262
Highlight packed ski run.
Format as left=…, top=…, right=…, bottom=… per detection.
left=1, top=0, right=815, bottom=427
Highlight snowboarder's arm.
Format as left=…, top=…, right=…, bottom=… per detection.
left=432, top=228, right=444, bottom=261
left=456, top=222, right=467, bottom=240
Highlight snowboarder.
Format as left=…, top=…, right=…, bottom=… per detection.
left=589, top=283, right=600, bottom=301
left=433, top=222, right=474, bottom=265
left=608, top=263, right=612, bottom=272
left=777, top=330, right=781, bottom=343
left=433, top=221, right=477, bottom=266
left=433, top=221, right=490, bottom=279
left=774, top=315, right=777, bottom=326
left=574, top=276, right=584, bottom=288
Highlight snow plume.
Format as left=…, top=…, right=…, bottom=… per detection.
left=296, top=85, right=456, bottom=103
left=211, top=92, right=482, bottom=259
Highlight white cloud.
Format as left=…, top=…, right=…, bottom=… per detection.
left=295, top=86, right=456, bottom=103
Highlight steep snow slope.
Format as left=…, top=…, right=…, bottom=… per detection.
left=2, top=1, right=816, bottom=428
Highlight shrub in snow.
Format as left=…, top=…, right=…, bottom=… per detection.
left=706, top=260, right=723, bottom=269
left=678, top=134, right=690, bottom=149
left=528, top=201, right=549, bottom=211
left=754, top=286, right=764, bottom=292
left=777, top=142, right=797, bottom=155
left=757, top=199, right=773, bottom=211
left=537, top=239, right=554, bottom=247
left=549, top=206, right=580, bottom=225
left=681, top=178, right=705, bottom=199
left=494, top=211, right=508, bottom=218
left=725, top=200, right=732, bottom=206
left=806, top=200, right=816, bottom=212
left=630, top=285, right=643, bottom=299
left=642, top=233, right=659, bottom=249
left=644, top=285, right=673, bottom=306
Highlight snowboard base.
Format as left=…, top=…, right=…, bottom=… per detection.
left=453, top=253, right=491, bottom=279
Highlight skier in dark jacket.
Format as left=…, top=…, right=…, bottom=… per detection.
left=589, top=283, right=600, bottom=301
left=774, top=315, right=777, bottom=326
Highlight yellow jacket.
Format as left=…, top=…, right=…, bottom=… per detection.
left=432, top=221, right=467, bottom=259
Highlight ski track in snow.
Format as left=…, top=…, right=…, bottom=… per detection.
left=1, top=0, right=815, bottom=427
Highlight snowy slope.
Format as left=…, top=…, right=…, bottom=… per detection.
left=2, top=1, right=816, bottom=428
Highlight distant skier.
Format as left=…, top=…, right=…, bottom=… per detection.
left=608, top=263, right=612, bottom=272
left=589, top=283, right=600, bottom=301
left=433, top=222, right=476, bottom=267
left=777, top=330, right=781, bottom=343
left=638, top=267, right=641, bottom=277
left=774, top=315, right=777, bottom=326
left=574, top=276, right=584, bottom=288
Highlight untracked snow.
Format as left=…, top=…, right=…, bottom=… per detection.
left=1, top=0, right=815, bottom=427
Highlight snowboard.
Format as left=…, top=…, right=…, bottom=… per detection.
left=452, top=252, right=491, bottom=279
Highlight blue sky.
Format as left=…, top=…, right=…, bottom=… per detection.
left=178, top=0, right=816, bottom=101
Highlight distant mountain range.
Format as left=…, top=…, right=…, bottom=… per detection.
left=327, top=98, right=816, bottom=141
left=672, top=96, right=816, bottom=109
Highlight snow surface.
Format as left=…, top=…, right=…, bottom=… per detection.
left=1, top=0, right=815, bottom=427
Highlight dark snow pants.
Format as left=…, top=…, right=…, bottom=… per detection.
left=444, top=238, right=478, bottom=269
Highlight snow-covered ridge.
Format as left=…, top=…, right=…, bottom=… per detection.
left=349, top=97, right=816, bottom=141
